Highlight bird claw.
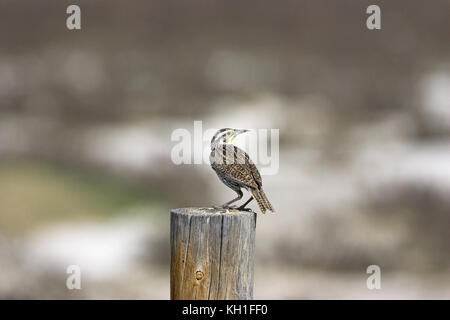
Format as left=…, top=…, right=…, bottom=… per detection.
left=212, top=205, right=252, bottom=212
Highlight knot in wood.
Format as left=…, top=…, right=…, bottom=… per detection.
left=195, top=271, right=204, bottom=280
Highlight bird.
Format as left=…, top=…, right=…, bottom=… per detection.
left=209, top=128, right=275, bottom=214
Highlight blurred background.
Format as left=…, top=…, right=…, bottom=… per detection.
left=1, top=0, right=449, bottom=299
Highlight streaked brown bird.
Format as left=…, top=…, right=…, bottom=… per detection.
left=210, top=128, right=275, bottom=214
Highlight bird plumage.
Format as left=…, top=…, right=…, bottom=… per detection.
left=210, top=129, right=275, bottom=214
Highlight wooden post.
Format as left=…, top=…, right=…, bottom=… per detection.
left=170, top=207, right=257, bottom=300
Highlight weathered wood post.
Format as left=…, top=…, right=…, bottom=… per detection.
left=170, top=207, right=257, bottom=300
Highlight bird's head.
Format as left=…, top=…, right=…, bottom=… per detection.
left=211, top=128, right=249, bottom=145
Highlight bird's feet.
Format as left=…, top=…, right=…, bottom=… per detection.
left=213, top=205, right=252, bottom=212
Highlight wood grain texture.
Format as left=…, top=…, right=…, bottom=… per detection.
left=170, top=207, right=257, bottom=300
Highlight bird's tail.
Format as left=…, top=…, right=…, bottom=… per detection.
left=251, top=188, right=275, bottom=214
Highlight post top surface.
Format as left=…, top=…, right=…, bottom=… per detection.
left=171, top=207, right=256, bottom=216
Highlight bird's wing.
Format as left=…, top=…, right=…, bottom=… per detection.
left=211, top=144, right=262, bottom=190
left=246, top=156, right=263, bottom=189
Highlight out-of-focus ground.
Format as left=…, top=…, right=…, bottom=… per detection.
left=0, top=1, right=450, bottom=299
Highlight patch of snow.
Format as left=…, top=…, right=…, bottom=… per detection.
left=24, top=217, right=154, bottom=280
left=419, top=70, right=450, bottom=130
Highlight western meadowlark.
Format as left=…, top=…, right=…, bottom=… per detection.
left=210, top=128, right=275, bottom=214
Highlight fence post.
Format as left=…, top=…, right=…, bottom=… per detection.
left=170, top=207, right=257, bottom=300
